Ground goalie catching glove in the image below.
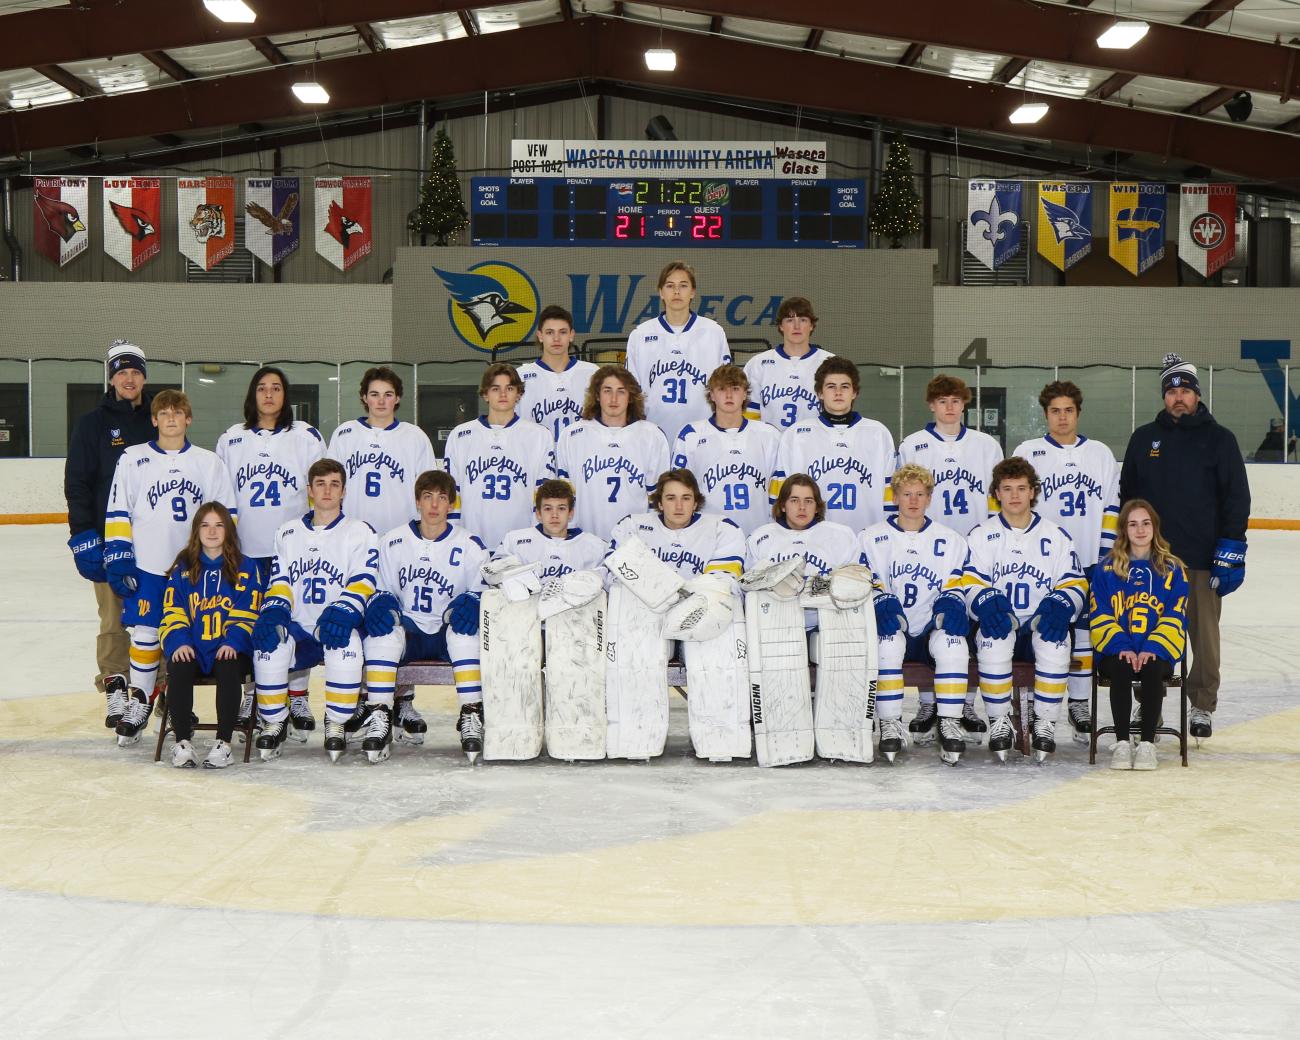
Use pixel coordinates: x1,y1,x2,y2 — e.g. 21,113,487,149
662,574,737,641
739,556,806,600
481,554,543,603
537,570,603,620
801,564,876,610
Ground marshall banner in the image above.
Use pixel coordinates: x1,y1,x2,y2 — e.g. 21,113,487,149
1035,182,1092,272
966,180,1022,271
244,176,300,266
1180,183,1237,278
103,177,162,272
177,176,236,271
32,176,89,267
1109,182,1167,277
314,176,372,272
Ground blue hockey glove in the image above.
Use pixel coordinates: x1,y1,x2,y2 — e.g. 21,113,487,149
873,593,907,638
445,592,481,637
317,602,361,650
1031,590,1075,644
932,592,970,637
103,544,139,598
252,601,292,653
68,530,106,582
363,591,402,637
1209,538,1246,597
972,588,1016,641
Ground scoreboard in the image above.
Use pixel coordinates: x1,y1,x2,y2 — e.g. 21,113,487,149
470,177,866,248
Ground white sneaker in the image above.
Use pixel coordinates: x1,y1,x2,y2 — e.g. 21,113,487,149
1110,739,1134,770
171,739,198,769
204,740,234,769
1132,741,1158,770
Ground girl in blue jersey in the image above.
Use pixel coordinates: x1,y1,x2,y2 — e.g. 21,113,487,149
1090,499,1188,770
160,502,263,769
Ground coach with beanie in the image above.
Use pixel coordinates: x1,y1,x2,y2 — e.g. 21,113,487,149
64,339,156,697
1120,353,1250,740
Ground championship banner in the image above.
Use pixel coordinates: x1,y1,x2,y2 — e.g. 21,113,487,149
1036,182,1092,272
244,176,300,266
314,176,372,272
32,176,89,268
1180,183,1236,278
103,177,162,272
966,180,1022,271
177,176,236,271
1108,182,1166,277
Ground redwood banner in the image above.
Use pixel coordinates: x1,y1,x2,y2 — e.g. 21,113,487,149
32,176,89,267
1180,183,1236,278
177,176,236,270
314,175,372,272
244,176,300,266
103,177,162,272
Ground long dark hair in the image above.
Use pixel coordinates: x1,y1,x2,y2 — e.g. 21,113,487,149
172,502,244,587
242,365,294,430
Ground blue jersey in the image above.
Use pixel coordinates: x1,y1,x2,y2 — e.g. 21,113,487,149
1089,556,1188,662
160,553,263,672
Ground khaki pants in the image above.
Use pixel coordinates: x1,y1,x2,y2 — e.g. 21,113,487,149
1184,569,1222,713
93,581,130,692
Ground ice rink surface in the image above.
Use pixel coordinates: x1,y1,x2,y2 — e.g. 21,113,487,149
1,524,1298,1039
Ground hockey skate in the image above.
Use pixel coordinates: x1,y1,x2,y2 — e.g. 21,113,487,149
255,719,288,761
361,704,393,764
104,674,129,729
235,691,255,741
960,702,987,745
908,700,938,747
1132,740,1158,770
171,739,198,769
1031,718,1056,764
205,740,234,769
343,701,372,744
1189,708,1212,744
937,717,965,766
987,714,1014,762
457,702,484,764
394,696,427,745
878,717,908,764
287,695,315,742
1067,701,1092,745
115,689,153,747
324,719,346,762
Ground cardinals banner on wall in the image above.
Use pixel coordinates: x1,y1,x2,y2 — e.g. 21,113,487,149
244,177,300,266
103,177,162,272
1036,182,1092,272
1108,182,1166,277
966,180,1022,271
1180,184,1236,278
177,176,236,271
314,176,372,272
32,177,90,268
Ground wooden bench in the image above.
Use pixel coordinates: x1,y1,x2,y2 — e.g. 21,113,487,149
1088,657,1190,767
153,676,259,764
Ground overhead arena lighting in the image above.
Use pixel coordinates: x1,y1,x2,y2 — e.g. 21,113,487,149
1009,101,1049,125
644,48,677,72
1096,20,1149,49
203,1,257,23
292,81,330,104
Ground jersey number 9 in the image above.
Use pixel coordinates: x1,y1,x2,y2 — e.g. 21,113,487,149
171,496,188,522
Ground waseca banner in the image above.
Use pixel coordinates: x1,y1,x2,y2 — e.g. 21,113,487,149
510,139,828,179
103,177,162,272
177,176,236,270
314,176,372,272
1180,183,1236,278
32,176,89,268
1036,182,1092,272
244,176,300,266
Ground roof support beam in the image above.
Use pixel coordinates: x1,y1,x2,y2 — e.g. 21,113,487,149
353,23,382,53
804,29,822,51
249,36,289,66
458,10,479,37
142,50,195,82
992,0,1093,84
897,42,924,67
34,64,99,98
1182,87,1239,117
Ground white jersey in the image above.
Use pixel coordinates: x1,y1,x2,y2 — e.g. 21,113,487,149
518,358,599,439
1012,435,1121,567
743,345,834,429
625,312,731,440
444,415,555,550
375,521,487,636
961,513,1087,622
215,420,326,559
327,418,436,540
896,424,1002,536
263,511,377,628
771,414,896,534
609,511,745,582
672,417,780,536
555,419,670,541
105,441,237,576
857,517,967,637
746,519,858,577
497,525,608,582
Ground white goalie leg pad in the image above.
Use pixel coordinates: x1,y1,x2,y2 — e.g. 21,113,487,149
604,582,670,759
544,589,608,761
745,590,814,767
479,588,544,760
682,598,751,761
604,536,686,612
811,600,879,763
740,556,806,599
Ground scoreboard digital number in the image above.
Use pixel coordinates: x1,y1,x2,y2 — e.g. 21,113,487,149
470,177,866,248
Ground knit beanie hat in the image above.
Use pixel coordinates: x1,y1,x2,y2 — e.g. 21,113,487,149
1160,353,1199,396
107,338,147,377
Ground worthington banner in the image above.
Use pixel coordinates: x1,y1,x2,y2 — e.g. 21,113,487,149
1035,182,1092,272
102,177,162,273
966,180,1023,271
314,176,373,272
1179,184,1237,278
1108,182,1167,277
177,176,236,271
244,177,301,267
31,176,89,268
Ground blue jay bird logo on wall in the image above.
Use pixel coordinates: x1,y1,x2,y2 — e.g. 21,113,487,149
434,262,540,353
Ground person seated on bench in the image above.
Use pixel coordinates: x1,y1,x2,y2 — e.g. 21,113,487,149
1090,499,1188,771
159,502,262,769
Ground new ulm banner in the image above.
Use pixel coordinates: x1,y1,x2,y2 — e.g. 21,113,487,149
177,176,236,270
1180,184,1236,278
32,176,89,268
244,177,300,266
314,176,372,272
103,177,162,272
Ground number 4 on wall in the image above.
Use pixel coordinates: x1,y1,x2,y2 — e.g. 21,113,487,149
958,337,991,367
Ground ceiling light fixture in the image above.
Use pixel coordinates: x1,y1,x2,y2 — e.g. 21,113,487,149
292,81,329,104
1009,101,1049,124
203,1,257,24
645,7,676,72
1096,20,1149,49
